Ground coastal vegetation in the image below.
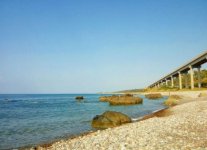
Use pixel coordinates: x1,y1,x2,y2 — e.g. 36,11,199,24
116,69,207,94
115,89,146,93
163,95,182,107
150,69,207,90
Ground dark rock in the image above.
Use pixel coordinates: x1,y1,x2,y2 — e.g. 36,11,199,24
92,111,131,129
124,93,133,97
75,96,84,100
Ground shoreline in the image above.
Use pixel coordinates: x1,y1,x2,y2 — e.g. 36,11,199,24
24,107,169,150
3,93,166,150
29,90,207,150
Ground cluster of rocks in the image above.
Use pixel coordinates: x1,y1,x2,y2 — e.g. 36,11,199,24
34,98,207,150
36,96,207,150
99,94,143,105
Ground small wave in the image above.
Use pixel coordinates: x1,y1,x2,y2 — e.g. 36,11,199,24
131,117,142,122
3,99,18,103
152,108,166,113
30,101,39,104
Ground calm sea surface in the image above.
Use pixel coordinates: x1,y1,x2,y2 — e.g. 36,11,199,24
0,94,167,149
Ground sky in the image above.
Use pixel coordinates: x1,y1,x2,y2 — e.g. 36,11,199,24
0,0,207,93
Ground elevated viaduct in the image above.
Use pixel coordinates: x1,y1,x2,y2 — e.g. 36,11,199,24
149,51,207,89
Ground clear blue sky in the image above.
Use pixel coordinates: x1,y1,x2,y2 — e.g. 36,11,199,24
0,0,207,93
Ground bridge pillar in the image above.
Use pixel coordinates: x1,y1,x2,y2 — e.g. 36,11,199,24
171,76,174,88
165,80,168,86
197,66,201,88
184,73,189,89
189,65,194,89
178,72,183,90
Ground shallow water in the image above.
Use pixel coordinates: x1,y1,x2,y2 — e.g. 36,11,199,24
0,94,167,149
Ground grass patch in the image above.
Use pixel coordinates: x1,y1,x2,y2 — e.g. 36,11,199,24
163,95,182,107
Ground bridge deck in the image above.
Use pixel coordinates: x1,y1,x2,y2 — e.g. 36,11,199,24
149,50,207,88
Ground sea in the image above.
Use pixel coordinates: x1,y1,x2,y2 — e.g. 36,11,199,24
0,94,167,149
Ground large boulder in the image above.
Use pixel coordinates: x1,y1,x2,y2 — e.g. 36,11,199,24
99,96,111,102
99,95,118,102
145,93,163,99
109,95,143,105
99,94,143,105
91,111,131,129
75,96,84,100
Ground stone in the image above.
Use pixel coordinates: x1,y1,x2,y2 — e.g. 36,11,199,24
75,96,84,100
109,95,143,105
145,93,163,99
99,95,118,102
99,94,143,105
91,111,131,129
99,96,110,102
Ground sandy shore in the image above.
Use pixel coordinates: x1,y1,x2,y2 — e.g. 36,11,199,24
140,90,204,98
32,91,207,150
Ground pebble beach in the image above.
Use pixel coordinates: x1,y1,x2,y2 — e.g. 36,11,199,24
34,93,207,150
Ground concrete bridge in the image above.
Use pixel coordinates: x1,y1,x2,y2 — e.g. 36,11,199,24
149,50,207,89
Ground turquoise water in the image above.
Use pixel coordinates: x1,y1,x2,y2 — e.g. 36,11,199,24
0,94,167,149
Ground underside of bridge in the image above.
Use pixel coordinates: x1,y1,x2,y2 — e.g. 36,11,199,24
149,51,207,90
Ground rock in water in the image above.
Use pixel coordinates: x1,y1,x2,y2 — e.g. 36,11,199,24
124,93,133,97
75,96,84,100
99,94,143,105
145,93,163,99
99,96,110,102
92,111,131,129
99,95,118,102
109,95,143,105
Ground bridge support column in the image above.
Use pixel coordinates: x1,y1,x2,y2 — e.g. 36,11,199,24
165,80,168,86
171,76,174,88
184,73,188,89
197,66,201,88
178,72,183,90
189,66,194,89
